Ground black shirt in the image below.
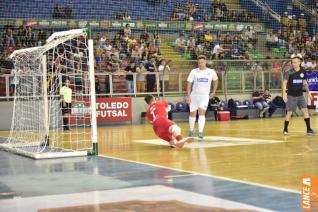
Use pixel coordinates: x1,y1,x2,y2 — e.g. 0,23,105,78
284,68,306,96
252,91,264,103
145,62,156,79
209,97,221,107
125,66,136,81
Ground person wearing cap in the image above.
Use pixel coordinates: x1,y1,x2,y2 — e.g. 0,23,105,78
282,53,314,135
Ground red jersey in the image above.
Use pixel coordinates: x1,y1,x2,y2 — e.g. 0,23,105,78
146,100,169,123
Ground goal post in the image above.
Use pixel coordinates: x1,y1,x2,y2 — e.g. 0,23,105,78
0,28,98,159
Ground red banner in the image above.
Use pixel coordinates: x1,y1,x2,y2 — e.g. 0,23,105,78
308,91,318,109
96,97,132,122
69,97,132,124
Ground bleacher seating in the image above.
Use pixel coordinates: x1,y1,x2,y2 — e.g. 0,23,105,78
0,0,210,20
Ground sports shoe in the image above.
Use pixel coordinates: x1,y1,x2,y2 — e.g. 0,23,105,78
198,132,204,140
307,129,315,136
283,130,288,135
175,137,194,148
188,130,194,137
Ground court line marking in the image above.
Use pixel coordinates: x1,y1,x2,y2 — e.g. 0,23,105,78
99,155,300,194
164,173,197,179
134,136,284,149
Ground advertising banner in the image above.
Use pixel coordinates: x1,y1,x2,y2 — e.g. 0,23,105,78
70,97,132,125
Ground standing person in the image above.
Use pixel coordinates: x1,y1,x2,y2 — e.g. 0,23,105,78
136,62,147,93
283,54,314,135
124,62,136,94
145,57,158,92
186,55,218,139
145,95,193,148
60,79,72,131
158,59,171,95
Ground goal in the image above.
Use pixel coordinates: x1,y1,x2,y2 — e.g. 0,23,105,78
0,29,98,159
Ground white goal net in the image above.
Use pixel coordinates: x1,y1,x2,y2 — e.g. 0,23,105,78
0,29,97,159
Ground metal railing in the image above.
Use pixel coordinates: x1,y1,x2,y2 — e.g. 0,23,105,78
0,69,285,100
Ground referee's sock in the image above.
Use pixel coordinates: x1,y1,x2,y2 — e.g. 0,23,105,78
304,118,311,130
284,120,289,132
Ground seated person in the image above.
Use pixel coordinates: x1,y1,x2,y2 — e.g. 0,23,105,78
209,96,224,120
252,87,269,118
263,88,276,117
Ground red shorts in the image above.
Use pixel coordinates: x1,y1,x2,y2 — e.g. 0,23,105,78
153,116,175,142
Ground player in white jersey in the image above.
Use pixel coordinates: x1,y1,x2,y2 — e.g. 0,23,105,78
186,55,218,139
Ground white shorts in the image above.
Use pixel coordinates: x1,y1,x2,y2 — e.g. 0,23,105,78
189,95,209,112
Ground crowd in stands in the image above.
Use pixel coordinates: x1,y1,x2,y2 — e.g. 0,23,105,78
170,0,258,22
1,24,49,50
94,24,170,94
175,26,257,60
53,3,72,19
115,10,131,20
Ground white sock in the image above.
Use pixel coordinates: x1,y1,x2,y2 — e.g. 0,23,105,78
198,115,205,133
189,116,196,131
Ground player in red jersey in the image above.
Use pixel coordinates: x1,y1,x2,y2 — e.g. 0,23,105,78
144,95,193,148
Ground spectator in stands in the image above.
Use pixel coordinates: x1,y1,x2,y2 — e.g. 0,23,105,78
122,10,131,21
171,11,179,21
4,28,15,47
25,27,35,47
266,32,278,51
302,57,316,73
291,15,298,33
124,62,136,94
187,35,196,58
140,29,150,44
64,5,72,19
16,25,27,47
195,42,205,59
37,28,47,46
231,49,244,59
299,13,307,33
252,86,269,118
123,24,131,37
244,26,257,46
204,31,213,44
131,46,141,63
145,56,158,92
158,59,171,94
212,44,225,59
136,62,147,93
153,32,161,54
175,34,187,53
104,39,112,57
53,4,63,18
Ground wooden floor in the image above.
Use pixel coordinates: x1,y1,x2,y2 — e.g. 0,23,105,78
0,116,317,192
96,116,318,192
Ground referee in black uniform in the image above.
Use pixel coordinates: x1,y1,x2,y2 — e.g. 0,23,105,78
283,53,314,135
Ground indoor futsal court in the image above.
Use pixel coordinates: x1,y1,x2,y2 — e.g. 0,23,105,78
0,116,317,211
2,0,318,211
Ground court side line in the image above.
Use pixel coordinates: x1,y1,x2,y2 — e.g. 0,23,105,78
164,173,197,178
99,155,300,194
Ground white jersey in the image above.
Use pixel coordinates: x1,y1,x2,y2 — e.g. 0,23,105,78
187,68,218,96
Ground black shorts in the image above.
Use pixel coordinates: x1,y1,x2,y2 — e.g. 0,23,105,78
61,102,72,114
